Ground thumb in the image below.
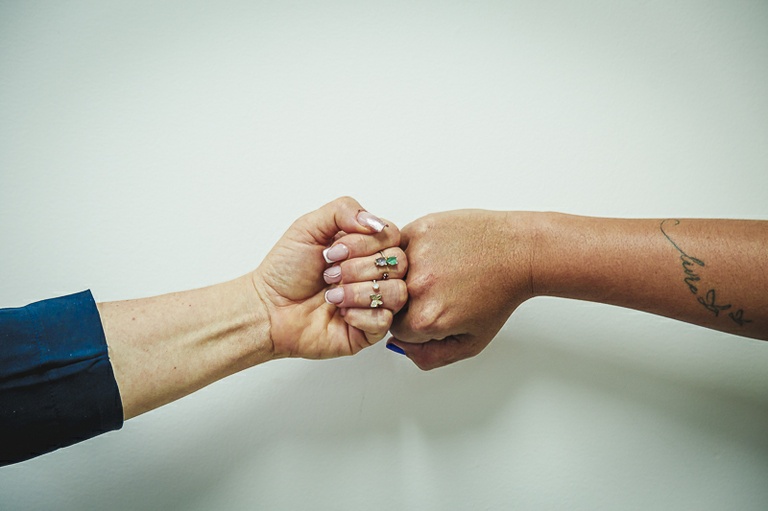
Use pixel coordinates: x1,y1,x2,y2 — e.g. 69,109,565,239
294,196,388,245
386,334,477,371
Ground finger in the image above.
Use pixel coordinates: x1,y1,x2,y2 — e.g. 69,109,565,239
321,222,401,264
389,301,443,344
293,196,390,249
324,279,408,313
385,335,481,370
323,248,408,284
343,308,393,346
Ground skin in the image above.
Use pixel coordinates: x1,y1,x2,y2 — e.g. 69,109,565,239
98,197,408,420
389,211,768,370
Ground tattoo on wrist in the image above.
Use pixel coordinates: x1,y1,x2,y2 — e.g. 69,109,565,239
660,219,751,326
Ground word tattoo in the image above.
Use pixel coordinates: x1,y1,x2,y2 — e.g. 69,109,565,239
660,219,751,326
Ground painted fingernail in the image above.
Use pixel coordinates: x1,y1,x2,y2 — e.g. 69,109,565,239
323,265,342,283
386,343,406,355
357,211,387,233
324,287,345,305
322,243,349,264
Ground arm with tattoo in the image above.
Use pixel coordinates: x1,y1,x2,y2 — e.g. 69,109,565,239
533,214,767,340
389,212,767,370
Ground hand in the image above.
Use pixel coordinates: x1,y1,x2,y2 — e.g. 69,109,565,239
389,210,536,369
252,196,408,359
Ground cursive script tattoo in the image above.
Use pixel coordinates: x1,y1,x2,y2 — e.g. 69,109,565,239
660,219,751,326
696,288,731,316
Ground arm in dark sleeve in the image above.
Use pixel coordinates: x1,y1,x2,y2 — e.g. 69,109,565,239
0,291,123,466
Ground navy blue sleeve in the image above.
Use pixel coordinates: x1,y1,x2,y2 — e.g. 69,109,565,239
0,291,124,466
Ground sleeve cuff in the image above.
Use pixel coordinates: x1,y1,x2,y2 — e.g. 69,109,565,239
0,291,124,465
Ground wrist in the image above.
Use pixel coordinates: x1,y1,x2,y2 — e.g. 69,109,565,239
494,210,543,304
526,211,557,298
529,212,615,301
240,272,277,365
526,211,570,298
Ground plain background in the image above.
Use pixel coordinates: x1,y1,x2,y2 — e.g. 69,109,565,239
1,1,767,509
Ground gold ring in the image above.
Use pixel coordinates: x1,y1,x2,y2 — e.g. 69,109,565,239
370,280,383,308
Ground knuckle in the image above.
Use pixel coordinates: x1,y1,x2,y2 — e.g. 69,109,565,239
408,304,442,335
404,217,426,236
336,195,357,207
407,271,435,297
349,284,365,305
325,195,356,217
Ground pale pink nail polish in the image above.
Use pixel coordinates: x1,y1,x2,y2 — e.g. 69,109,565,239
323,265,342,283
324,287,345,305
357,211,387,233
322,244,349,263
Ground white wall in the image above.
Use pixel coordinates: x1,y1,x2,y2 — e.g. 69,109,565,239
2,1,767,509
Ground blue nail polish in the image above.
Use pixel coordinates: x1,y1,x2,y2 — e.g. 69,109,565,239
386,343,406,355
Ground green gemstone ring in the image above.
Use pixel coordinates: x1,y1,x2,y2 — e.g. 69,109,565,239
375,251,398,268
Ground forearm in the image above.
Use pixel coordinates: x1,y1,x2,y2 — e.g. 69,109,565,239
98,274,271,420
530,213,768,340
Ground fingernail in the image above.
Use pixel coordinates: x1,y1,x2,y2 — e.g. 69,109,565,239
386,343,406,355
323,265,342,283
357,211,387,233
324,287,345,305
322,243,349,264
